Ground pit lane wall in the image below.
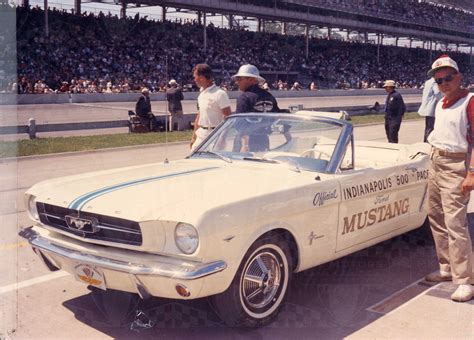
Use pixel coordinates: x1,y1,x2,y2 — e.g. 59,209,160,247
0,88,422,105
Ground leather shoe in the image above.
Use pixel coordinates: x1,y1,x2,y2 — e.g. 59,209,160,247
451,284,474,302
425,270,452,282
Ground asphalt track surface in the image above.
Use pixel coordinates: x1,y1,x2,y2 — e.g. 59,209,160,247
1,118,473,339
0,94,422,140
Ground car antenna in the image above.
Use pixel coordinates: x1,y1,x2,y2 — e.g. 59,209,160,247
164,54,169,164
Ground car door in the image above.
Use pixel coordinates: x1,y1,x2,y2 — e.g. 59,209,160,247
335,158,428,253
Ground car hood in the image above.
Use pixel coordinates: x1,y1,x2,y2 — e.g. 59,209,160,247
29,158,315,222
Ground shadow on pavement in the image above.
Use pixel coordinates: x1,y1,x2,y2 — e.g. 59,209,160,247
61,218,474,338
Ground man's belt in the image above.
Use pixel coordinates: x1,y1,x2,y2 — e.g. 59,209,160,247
200,126,216,130
433,148,466,159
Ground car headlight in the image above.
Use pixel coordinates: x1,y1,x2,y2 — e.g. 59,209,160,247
27,195,39,221
174,223,199,254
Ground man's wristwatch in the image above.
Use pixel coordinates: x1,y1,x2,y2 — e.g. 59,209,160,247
468,167,474,173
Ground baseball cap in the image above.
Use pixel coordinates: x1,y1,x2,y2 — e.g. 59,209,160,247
427,55,459,77
169,79,177,85
232,64,265,82
141,87,149,93
382,80,396,88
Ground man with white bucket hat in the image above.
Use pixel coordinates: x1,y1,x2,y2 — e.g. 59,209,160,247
232,64,279,114
424,55,474,302
232,64,281,152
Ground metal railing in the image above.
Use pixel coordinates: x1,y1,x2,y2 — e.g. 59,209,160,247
0,103,422,139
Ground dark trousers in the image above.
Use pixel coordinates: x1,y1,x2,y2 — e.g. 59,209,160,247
424,116,435,142
384,116,402,143
138,114,155,131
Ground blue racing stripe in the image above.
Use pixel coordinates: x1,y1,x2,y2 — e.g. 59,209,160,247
68,167,219,211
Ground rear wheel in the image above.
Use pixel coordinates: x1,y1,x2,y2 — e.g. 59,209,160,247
210,234,292,327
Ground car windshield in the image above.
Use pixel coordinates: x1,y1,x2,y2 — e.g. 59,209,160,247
191,114,349,173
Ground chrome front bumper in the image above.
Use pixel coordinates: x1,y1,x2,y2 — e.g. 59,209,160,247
19,227,227,299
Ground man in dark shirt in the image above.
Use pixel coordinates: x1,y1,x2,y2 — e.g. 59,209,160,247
135,87,155,131
234,64,279,114
383,80,406,143
232,64,281,152
166,79,184,131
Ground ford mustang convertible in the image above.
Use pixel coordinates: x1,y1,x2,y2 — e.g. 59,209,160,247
20,111,431,327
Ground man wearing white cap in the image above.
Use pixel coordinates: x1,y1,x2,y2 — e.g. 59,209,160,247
166,79,184,131
232,64,281,152
382,80,406,143
424,55,474,302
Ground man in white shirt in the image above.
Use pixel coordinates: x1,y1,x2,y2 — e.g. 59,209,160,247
425,55,474,302
190,64,231,151
418,77,442,142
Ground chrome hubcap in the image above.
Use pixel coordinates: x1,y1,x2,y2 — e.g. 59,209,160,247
242,251,282,309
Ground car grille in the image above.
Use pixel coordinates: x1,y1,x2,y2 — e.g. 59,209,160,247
37,203,142,246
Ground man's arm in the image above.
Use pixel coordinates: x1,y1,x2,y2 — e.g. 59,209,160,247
394,93,405,116
135,97,142,115
222,106,232,117
190,112,200,148
218,91,232,116
235,95,249,114
400,95,406,115
240,135,250,152
461,96,474,195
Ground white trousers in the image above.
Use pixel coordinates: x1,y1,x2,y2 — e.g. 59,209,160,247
190,127,212,152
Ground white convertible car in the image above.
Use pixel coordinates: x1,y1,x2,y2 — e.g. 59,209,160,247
20,111,431,327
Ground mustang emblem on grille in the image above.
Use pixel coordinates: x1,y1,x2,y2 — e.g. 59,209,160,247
65,215,99,234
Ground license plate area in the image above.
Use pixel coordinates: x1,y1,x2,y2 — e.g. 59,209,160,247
73,264,106,290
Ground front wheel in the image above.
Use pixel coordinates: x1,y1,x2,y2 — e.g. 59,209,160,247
210,234,292,327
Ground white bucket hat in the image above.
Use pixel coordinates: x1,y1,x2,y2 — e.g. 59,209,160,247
232,64,265,82
427,55,459,77
382,80,396,88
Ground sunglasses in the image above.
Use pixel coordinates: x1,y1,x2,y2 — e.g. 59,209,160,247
234,77,251,81
434,73,457,85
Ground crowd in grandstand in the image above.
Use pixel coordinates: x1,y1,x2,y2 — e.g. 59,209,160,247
4,5,473,94
234,0,473,32
315,0,472,32
234,0,474,31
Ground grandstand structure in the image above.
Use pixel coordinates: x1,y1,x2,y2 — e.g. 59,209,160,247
53,0,473,56
8,1,473,93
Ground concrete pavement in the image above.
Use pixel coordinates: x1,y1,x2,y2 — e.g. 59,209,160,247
1,119,473,339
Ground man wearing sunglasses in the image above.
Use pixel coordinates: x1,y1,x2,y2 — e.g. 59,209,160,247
425,55,474,302
383,80,406,143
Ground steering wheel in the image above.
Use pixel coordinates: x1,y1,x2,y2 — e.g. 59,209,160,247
300,149,331,160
